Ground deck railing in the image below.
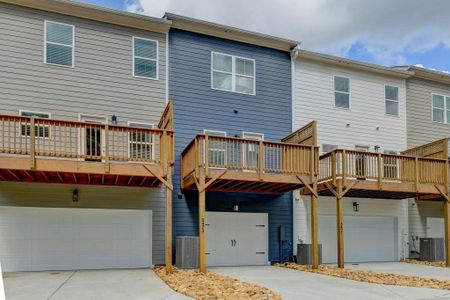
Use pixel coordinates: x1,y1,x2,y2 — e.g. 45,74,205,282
0,114,174,165
181,134,318,180
319,149,447,186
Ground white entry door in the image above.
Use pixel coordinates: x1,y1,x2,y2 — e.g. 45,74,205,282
0,207,152,272
318,215,397,263
205,212,268,266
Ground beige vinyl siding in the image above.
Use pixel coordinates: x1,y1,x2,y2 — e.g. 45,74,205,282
406,77,450,151
0,2,167,124
0,3,168,264
293,192,409,261
408,199,443,253
405,77,449,255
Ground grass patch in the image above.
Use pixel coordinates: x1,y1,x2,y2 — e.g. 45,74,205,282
154,266,281,300
277,263,450,290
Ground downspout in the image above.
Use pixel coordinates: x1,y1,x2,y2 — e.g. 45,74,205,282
165,31,169,104
290,44,300,258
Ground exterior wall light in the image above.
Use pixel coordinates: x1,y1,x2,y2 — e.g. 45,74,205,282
233,201,239,212
72,189,79,202
353,201,359,212
111,115,118,125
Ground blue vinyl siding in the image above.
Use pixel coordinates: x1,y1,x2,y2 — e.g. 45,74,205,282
169,29,293,263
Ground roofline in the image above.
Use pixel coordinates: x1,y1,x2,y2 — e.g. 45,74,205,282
406,66,450,85
0,0,171,33
297,50,413,79
164,13,299,52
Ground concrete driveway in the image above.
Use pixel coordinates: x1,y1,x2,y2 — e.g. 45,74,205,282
3,269,190,300
212,266,450,300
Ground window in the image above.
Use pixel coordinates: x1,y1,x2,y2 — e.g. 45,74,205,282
242,132,264,169
383,150,398,179
322,144,338,153
133,37,158,79
212,52,255,95
20,111,51,138
385,85,399,116
45,21,74,67
128,122,154,160
432,94,448,123
334,76,350,108
203,130,227,167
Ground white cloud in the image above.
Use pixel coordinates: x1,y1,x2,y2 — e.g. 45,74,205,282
125,0,450,68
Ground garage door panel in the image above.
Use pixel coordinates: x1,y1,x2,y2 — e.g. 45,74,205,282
319,215,396,263
0,207,152,272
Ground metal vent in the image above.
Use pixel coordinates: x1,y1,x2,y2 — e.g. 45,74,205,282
176,236,199,269
420,238,444,262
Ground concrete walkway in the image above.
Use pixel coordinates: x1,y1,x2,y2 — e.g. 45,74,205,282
3,269,191,300
346,262,450,281
212,266,450,300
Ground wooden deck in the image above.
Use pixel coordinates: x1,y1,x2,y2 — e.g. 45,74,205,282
317,149,448,199
180,134,319,193
0,110,174,188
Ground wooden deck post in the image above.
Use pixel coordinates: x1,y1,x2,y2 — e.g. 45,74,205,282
198,169,207,273
336,179,344,268
165,167,173,273
310,147,319,269
30,118,36,169
445,160,450,267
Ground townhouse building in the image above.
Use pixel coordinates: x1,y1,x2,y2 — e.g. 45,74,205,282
164,14,313,270
400,66,450,257
292,50,413,263
0,0,174,272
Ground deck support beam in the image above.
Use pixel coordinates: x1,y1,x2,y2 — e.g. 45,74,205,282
196,169,207,273
310,182,319,269
165,168,173,274
336,180,344,268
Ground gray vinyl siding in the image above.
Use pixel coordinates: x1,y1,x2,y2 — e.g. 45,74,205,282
169,29,293,263
0,182,167,264
0,3,168,265
406,77,450,150
0,2,167,124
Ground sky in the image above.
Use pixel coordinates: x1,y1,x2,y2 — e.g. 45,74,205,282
79,0,450,72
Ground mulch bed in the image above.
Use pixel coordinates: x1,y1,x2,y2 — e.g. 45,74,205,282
154,267,281,300
402,259,446,268
277,263,450,290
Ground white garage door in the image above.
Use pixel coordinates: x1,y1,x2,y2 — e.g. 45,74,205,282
205,212,268,267
318,215,397,263
0,207,152,272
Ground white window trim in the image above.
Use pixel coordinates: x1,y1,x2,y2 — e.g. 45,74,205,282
127,121,155,161
19,110,52,139
385,84,400,117
431,93,449,124
44,20,75,68
78,114,108,160
203,129,227,169
242,131,264,171
211,51,256,96
333,75,351,110
132,36,159,80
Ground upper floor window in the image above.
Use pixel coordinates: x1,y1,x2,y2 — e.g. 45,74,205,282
133,37,158,80
20,110,51,138
334,76,350,108
212,52,255,95
45,21,74,67
385,85,399,116
432,94,450,123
